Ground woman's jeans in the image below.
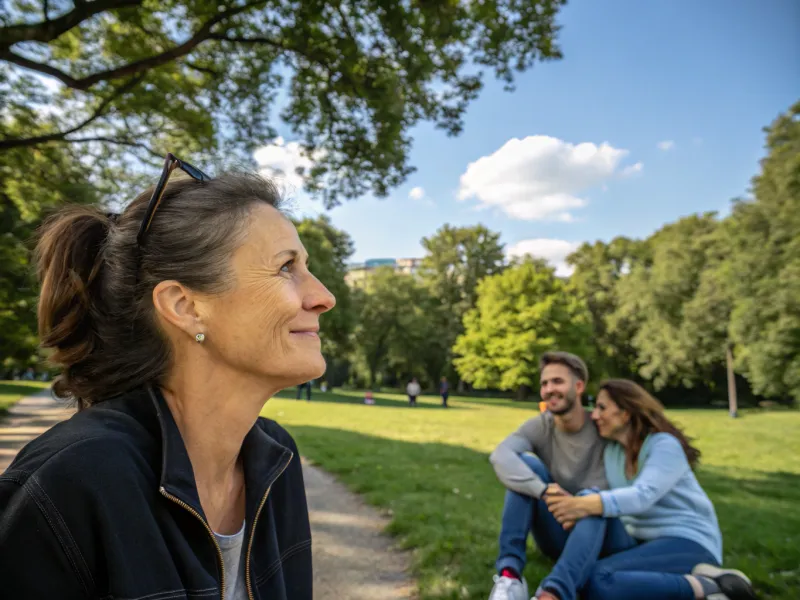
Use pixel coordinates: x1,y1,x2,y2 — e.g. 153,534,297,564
495,455,719,600
540,509,719,600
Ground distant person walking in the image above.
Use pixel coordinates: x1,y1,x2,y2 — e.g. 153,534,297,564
440,376,450,407
407,378,421,407
296,380,312,401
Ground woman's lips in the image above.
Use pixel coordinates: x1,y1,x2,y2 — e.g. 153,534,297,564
290,331,319,338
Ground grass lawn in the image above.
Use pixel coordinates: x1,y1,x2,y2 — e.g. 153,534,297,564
263,388,800,600
0,380,50,414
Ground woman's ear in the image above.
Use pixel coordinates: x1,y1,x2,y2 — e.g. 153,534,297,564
152,280,201,337
622,409,632,426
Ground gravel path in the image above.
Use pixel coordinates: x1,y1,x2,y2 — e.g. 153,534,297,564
0,391,415,599
303,457,415,599
0,389,73,471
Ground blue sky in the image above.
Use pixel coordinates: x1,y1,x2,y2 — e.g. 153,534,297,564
260,0,799,272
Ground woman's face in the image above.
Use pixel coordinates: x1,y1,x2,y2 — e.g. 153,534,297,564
201,204,335,388
591,390,630,441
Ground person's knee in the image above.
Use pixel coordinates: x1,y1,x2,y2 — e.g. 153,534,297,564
518,453,551,481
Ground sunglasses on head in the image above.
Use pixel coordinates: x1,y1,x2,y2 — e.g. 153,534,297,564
136,153,211,246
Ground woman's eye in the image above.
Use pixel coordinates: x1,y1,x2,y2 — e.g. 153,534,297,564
280,260,294,273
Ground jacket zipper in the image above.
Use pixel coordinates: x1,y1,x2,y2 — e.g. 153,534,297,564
245,451,293,600
160,486,226,600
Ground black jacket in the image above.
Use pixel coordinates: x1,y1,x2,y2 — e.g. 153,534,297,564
0,385,312,600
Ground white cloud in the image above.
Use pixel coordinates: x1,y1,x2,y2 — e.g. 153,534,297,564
506,238,581,277
409,186,425,200
254,137,326,191
254,138,325,218
657,140,675,151
457,135,640,222
620,162,644,176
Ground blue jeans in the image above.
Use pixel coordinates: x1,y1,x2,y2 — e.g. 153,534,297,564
496,455,569,576
541,511,720,600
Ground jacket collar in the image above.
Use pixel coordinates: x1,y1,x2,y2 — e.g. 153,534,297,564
146,385,293,526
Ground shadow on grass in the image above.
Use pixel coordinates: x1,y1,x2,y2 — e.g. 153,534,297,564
0,382,50,398
287,425,799,600
0,382,52,417
274,389,474,411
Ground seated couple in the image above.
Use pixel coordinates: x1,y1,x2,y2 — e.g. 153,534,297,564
487,351,757,600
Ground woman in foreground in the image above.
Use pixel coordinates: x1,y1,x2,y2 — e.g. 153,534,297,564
536,379,757,600
0,154,334,599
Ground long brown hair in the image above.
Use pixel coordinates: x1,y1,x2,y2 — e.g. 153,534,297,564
36,172,283,409
598,379,701,472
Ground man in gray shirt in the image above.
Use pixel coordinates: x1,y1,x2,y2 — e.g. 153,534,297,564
487,351,608,600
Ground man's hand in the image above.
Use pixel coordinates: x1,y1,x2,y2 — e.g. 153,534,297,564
542,483,571,499
546,494,603,525
542,484,574,530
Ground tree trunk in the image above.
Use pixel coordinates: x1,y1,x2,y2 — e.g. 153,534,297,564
516,384,531,402
726,344,738,418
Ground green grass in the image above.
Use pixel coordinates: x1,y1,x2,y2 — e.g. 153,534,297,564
0,381,50,414
263,389,800,599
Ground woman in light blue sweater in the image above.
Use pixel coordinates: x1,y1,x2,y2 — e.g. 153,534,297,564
534,379,756,600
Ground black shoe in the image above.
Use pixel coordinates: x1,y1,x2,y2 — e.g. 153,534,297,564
691,564,757,600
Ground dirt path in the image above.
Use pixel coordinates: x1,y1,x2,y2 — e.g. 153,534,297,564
0,391,415,599
302,457,415,599
0,389,73,472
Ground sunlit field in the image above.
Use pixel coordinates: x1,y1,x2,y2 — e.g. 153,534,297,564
264,388,800,599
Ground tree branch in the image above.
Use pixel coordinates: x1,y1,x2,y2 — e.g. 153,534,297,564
0,75,143,151
0,0,143,51
1,50,80,87
1,1,267,90
63,135,162,158
184,60,219,77
208,33,284,52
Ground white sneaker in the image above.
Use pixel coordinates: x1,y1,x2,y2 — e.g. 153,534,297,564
488,574,529,600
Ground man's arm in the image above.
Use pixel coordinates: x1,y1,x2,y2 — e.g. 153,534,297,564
489,417,548,499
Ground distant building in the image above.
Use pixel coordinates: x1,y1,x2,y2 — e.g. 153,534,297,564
345,257,423,287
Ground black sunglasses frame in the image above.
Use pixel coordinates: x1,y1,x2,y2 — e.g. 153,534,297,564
136,153,211,245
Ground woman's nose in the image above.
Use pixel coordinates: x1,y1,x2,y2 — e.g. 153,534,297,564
305,275,336,313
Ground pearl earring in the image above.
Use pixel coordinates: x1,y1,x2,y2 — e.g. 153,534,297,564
195,333,205,343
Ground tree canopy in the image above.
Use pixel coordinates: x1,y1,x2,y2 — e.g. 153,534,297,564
1,0,566,203
453,257,594,398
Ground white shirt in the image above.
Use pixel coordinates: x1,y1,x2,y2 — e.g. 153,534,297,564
214,521,248,600
406,382,421,396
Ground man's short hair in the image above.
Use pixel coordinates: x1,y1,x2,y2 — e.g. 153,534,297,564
539,351,589,383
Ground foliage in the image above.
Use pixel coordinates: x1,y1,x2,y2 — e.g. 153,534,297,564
349,266,435,387
453,257,594,395
419,224,506,382
719,101,800,402
614,213,725,390
567,237,648,381
0,144,97,369
264,389,800,600
1,0,567,205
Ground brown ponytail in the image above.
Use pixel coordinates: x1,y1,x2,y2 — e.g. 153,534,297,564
36,207,112,401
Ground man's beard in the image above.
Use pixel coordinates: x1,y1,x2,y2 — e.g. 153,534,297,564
547,388,578,416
